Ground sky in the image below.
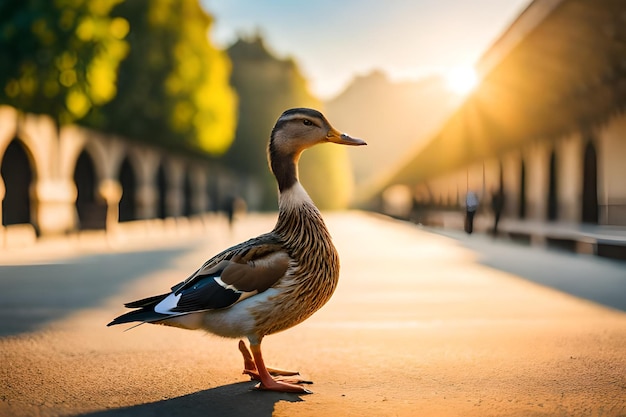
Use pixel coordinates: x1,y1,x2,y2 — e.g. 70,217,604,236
201,0,531,99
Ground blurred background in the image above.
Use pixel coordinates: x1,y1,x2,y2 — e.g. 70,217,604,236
0,0,625,259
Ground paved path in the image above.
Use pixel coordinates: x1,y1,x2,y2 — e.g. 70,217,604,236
1,212,625,417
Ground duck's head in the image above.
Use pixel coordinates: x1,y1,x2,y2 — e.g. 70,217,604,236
270,108,366,154
268,108,366,192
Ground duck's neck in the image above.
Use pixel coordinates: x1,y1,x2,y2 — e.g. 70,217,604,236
271,152,299,193
271,151,331,245
274,182,329,245
277,181,315,214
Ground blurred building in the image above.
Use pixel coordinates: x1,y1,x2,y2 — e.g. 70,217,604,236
0,106,233,246
378,0,626,257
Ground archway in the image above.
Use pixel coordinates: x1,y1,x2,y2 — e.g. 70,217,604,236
547,151,558,221
518,159,526,219
156,163,167,219
118,157,137,222
74,150,106,229
581,141,598,224
183,171,193,217
1,140,33,226
206,175,219,212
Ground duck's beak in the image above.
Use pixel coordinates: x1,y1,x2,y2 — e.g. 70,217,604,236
326,128,367,146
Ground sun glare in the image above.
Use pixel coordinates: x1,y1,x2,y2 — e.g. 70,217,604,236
444,66,478,96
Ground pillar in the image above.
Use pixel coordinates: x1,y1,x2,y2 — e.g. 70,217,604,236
598,112,626,225
32,179,77,235
98,179,122,230
557,132,583,223
501,151,520,219
525,142,549,221
166,159,184,217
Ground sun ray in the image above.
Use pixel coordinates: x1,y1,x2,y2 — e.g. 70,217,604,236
444,66,478,96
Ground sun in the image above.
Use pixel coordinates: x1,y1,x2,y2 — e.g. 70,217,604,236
444,66,478,96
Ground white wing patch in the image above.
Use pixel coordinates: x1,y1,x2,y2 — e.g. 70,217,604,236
154,292,182,315
214,276,242,293
215,276,259,303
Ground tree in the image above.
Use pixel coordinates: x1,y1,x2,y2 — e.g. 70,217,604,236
93,0,236,155
0,0,129,125
226,35,354,210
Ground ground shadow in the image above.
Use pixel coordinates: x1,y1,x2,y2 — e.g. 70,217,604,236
431,228,626,312
75,382,304,417
0,243,196,336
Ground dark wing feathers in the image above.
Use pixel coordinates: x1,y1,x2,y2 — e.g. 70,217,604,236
107,309,170,326
124,293,169,309
170,246,290,313
172,233,283,293
172,275,240,312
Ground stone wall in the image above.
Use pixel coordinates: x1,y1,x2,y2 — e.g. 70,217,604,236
0,106,234,245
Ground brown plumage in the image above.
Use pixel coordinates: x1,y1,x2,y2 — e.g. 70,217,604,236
108,108,366,393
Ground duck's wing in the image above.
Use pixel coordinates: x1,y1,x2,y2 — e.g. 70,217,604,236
169,233,284,293
107,233,290,326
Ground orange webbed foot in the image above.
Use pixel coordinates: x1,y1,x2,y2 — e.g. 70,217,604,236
238,340,313,393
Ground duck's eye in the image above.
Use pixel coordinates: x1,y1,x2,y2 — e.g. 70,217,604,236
302,119,313,126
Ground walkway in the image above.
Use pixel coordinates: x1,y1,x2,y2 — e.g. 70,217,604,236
1,212,625,417
417,210,626,259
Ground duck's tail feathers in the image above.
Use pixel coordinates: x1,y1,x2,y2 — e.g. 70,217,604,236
107,308,170,327
108,293,171,327
124,293,169,309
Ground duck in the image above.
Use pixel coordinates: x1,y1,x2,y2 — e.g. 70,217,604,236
108,108,366,393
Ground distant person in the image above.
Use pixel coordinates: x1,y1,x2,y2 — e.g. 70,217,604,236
224,195,236,228
490,187,505,236
465,190,478,234
224,195,247,229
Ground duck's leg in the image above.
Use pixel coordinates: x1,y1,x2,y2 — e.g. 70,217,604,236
239,340,258,377
239,340,312,393
239,340,303,379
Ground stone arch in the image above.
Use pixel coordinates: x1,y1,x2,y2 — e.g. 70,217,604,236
79,135,108,186
74,149,107,229
518,158,527,219
547,150,558,221
187,164,208,215
118,156,137,222
156,162,168,219
581,140,599,224
206,169,219,212
498,161,504,192
1,139,35,226
183,170,193,217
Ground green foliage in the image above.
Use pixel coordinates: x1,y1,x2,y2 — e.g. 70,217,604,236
92,0,236,155
0,0,236,156
0,0,129,124
226,36,354,210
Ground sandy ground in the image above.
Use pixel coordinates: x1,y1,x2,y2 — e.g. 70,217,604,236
1,212,625,417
